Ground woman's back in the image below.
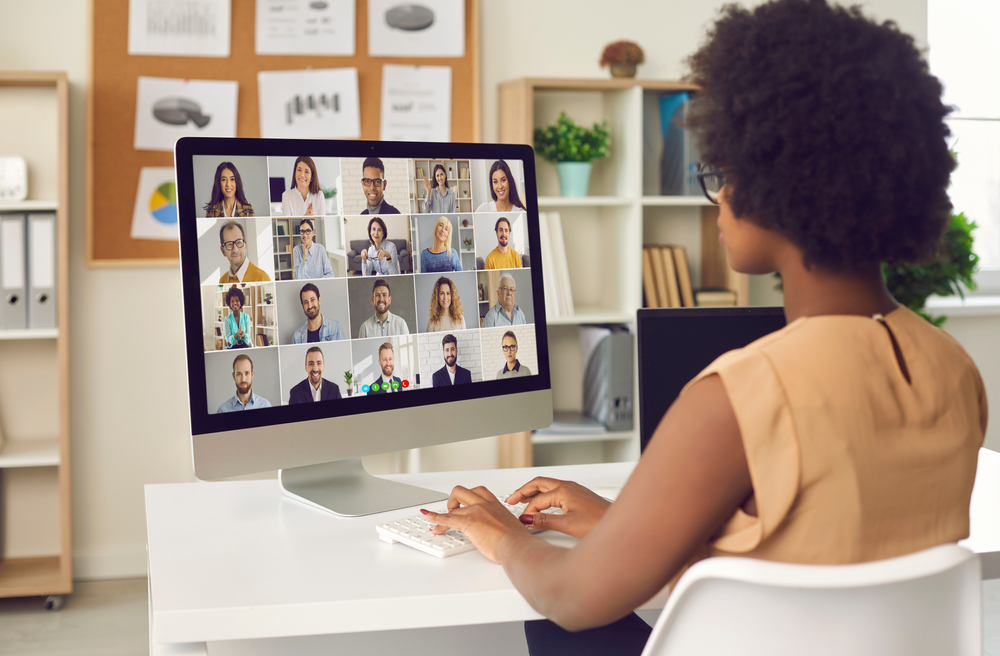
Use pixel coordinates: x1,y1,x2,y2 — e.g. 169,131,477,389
695,307,986,564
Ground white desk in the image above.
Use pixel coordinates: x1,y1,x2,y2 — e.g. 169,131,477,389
146,451,1000,655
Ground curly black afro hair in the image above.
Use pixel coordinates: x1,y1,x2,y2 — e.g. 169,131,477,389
686,0,955,271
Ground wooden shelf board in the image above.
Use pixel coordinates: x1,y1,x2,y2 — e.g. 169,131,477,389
538,196,631,208
520,78,699,92
642,196,713,207
0,556,67,598
0,200,58,212
0,438,60,468
532,431,636,444
0,328,58,340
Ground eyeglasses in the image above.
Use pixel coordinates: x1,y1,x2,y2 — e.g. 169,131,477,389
299,228,314,235
361,178,385,188
695,164,730,205
498,286,516,294
222,238,246,251
502,345,517,353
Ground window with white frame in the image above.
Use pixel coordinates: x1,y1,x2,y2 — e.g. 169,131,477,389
929,0,1000,291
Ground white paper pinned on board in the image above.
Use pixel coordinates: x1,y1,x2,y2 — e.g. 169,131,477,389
134,77,238,152
255,0,355,55
131,167,179,241
368,0,464,57
380,65,452,142
128,0,232,57
258,68,361,139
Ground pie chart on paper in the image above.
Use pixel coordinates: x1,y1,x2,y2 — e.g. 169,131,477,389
149,182,178,225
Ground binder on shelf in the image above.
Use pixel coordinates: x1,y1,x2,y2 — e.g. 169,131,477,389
538,212,561,319
28,212,56,329
659,247,682,308
649,245,670,308
641,248,659,308
0,213,27,329
671,245,695,307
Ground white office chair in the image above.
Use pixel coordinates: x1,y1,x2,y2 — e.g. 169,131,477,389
640,544,982,656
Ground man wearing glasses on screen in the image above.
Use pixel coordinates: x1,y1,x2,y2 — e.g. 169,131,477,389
218,221,271,283
359,157,400,215
482,274,525,327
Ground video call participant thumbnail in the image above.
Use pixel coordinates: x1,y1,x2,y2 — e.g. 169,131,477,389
360,157,400,215
223,285,252,349
293,218,335,279
482,273,525,327
420,216,462,272
281,156,325,218
204,162,255,218
432,334,472,387
292,283,345,343
219,221,271,283
288,346,342,404
361,217,400,276
367,342,403,394
421,164,456,214
426,277,466,332
358,278,410,338
497,330,531,379
217,354,273,412
475,159,525,213
484,217,522,270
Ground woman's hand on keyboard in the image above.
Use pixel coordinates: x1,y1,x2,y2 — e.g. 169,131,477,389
505,478,611,539
423,486,533,564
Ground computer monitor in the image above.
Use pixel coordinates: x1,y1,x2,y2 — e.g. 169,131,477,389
636,307,786,452
174,138,552,516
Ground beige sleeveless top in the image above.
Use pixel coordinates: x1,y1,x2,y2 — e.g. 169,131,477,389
687,306,987,564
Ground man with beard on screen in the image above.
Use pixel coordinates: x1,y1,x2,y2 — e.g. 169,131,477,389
288,346,342,403
367,342,403,394
292,283,345,343
432,333,472,387
217,354,272,412
483,217,522,269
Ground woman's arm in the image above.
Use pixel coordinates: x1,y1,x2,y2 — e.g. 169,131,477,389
319,244,335,278
292,245,306,279
427,374,752,631
223,314,235,348
452,249,462,271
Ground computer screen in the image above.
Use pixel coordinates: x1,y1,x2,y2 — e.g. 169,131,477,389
175,139,552,515
637,307,786,452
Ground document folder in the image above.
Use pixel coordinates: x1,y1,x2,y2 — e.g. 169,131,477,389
28,212,56,329
0,213,27,329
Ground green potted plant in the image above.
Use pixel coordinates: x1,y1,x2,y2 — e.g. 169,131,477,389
322,185,338,214
264,292,273,305
344,370,354,397
462,237,473,251
533,112,611,197
600,40,645,78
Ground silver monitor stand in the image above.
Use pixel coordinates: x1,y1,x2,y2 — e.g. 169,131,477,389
279,458,447,517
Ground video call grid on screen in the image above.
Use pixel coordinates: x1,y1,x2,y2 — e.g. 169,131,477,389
176,139,549,435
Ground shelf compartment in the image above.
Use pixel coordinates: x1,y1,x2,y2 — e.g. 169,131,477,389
0,556,66,598
0,438,59,468
0,328,58,340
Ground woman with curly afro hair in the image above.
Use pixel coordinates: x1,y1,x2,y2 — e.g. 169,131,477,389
419,2,988,653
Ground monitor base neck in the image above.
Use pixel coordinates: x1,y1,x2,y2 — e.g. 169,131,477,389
279,458,447,517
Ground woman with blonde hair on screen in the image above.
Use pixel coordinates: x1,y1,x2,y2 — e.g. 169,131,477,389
420,216,462,272
420,2,987,654
425,277,466,332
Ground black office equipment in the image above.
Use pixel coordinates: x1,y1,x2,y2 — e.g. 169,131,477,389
637,307,786,452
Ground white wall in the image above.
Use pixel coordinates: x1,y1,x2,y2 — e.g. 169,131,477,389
0,0,954,582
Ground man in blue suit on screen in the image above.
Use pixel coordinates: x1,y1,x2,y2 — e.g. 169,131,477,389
432,334,472,387
288,346,342,404
367,342,403,394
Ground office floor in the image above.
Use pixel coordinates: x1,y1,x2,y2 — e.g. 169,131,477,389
0,578,997,655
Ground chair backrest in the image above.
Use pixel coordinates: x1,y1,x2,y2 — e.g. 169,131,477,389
640,544,981,656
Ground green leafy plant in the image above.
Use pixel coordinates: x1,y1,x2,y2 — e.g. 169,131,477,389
264,293,273,304
322,185,338,200
882,212,978,326
533,112,610,163
344,370,353,386
462,237,473,250
600,41,645,67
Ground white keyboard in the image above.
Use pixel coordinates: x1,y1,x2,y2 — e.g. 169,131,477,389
376,493,563,558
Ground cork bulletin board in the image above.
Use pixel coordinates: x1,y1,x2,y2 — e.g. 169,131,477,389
87,0,481,267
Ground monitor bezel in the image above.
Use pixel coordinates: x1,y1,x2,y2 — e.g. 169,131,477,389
175,137,551,439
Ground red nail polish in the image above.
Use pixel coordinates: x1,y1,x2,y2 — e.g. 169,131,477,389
518,514,533,525
420,509,430,515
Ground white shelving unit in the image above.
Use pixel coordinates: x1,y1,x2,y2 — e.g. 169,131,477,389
0,71,72,601
498,78,749,468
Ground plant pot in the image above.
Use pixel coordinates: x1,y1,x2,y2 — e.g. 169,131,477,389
610,63,637,78
556,161,593,197
325,196,337,214
346,388,353,397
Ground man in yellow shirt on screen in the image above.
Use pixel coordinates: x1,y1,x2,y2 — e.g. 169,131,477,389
484,217,522,270
218,221,271,283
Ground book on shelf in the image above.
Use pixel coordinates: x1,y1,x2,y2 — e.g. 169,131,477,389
539,211,574,318
659,247,681,308
642,245,694,309
256,333,268,347
671,245,695,307
460,167,469,179
641,248,659,308
647,246,672,307
416,167,424,179
694,288,739,306
538,213,560,318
